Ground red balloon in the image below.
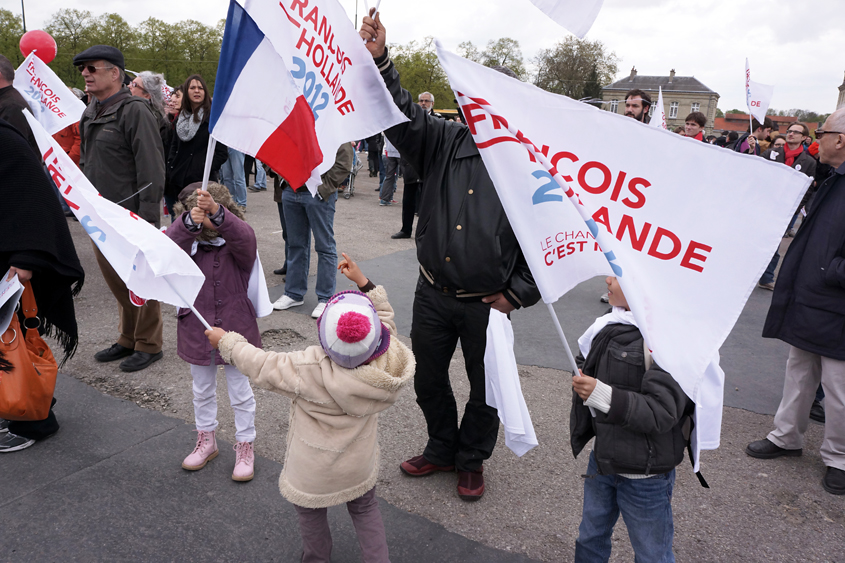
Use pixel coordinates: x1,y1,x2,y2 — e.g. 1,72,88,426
20,30,58,64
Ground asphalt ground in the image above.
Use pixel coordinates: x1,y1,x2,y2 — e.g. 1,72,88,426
3,163,843,562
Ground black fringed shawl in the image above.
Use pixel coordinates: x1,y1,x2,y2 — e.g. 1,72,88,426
0,118,85,368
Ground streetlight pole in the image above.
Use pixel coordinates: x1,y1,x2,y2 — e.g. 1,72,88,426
21,0,27,32
354,0,358,28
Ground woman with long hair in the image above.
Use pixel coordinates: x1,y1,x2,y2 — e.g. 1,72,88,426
166,74,229,219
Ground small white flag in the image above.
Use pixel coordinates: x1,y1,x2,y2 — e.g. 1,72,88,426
745,58,774,125
528,0,604,39
14,52,86,135
650,86,667,130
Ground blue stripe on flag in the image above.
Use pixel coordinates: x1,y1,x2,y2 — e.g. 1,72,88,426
210,0,265,131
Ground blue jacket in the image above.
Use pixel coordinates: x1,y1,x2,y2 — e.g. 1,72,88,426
762,162,845,359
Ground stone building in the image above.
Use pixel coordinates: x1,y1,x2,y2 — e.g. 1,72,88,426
601,67,720,135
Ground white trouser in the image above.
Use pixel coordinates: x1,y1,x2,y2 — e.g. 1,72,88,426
190,364,256,443
768,346,845,470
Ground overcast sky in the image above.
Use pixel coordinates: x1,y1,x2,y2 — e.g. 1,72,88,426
6,0,843,113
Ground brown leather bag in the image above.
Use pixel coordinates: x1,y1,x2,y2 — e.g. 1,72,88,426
0,281,58,421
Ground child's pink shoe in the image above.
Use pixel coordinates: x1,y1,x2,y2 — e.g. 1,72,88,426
232,441,255,482
182,430,218,470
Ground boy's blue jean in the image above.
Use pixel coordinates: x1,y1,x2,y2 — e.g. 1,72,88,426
575,452,676,563
282,188,337,303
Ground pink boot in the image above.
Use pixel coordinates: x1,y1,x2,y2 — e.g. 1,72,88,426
232,441,254,482
182,430,218,470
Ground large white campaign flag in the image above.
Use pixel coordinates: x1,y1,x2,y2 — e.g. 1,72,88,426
436,43,811,469
211,0,407,193
14,52,86,135
528,0,604,39
23,111,206,309
649,86,667,130
745,58,774,125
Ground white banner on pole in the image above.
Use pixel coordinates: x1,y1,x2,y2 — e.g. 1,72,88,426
527,0,604,39
650,86,667,130
14,52,86,135
23,111,206,309
436,42,811,469
745,58,774,125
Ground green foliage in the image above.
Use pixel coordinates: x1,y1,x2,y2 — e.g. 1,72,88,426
715,108,724,118
532,36,618,99
390,37,455,109
725,109,744,114
481,38,526,80
457,41,482,63
0,9,25,67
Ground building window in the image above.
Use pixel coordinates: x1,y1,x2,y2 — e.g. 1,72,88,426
649,104,655,117
669,102,679,118
691,102,700,113
610,100,618,113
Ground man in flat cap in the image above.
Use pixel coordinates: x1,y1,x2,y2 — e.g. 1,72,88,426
74,45,167,372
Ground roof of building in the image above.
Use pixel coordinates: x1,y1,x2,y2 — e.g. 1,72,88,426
603,74,716,94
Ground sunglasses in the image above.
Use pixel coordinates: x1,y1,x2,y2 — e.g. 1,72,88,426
77,64,111,74
130,81,146,91
816,129,843,138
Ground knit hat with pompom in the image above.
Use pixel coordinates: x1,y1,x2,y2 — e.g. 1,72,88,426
317,291,390,369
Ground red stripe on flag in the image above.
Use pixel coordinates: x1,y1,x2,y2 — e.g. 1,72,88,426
257,96,323,188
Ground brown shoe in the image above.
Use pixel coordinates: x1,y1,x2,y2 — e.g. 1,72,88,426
457,466,485,501
400,455,454,477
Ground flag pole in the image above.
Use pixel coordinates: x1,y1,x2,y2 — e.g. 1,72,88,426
165,279,213,331
201,136,217,192
546,303,596,417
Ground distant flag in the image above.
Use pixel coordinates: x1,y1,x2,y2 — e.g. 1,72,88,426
745,58,774,125
527,0,604,39
13,52,86,135
650,86,667,130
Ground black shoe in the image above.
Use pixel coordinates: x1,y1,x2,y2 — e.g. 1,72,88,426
745,438,802,459
273,265,287,275
823,467,845,495
391,231,411,239
94,343,134,363
119,351,164,372
0,432,36,452
810,400,825,423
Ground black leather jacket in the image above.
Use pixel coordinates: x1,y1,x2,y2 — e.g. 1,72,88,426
571,323,694,476
377,49,540,309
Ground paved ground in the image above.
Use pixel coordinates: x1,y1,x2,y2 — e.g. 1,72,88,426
4,165,843,562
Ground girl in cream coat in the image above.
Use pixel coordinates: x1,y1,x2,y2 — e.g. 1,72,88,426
206,254,414,563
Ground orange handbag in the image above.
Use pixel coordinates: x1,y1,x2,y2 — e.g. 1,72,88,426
0,281,58,421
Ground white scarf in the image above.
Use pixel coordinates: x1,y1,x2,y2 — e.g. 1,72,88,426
578,306,638,359
190,239,273,318
176,109,203,142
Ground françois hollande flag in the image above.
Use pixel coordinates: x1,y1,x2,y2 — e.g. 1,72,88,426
14,52,86,135
436,42,812,470
23,111,206,309
210,0,408,192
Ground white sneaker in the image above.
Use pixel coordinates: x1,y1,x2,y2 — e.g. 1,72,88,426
600,293,609,303
273,295,304,311
311,302,327,319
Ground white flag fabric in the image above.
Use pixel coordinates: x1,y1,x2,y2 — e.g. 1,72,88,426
484,309,538,457
649,86,667,130
24,111,206,309
14,52,86,135
436,43,812,468
214,0,408,193
745,58,773,125
528,0,604,39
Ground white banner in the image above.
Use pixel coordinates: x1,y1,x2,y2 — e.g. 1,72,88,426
238,0,408,188
23,111,206,309
650,86,666,130
745,58,773,125
14,52,86,135
436,43,812,466
527,0,604,39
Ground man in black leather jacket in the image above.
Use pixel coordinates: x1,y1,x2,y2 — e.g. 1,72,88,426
360,12,540,501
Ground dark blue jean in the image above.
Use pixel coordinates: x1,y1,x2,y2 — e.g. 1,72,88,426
575,452,676,563
760,251,780,285
282,188,337,303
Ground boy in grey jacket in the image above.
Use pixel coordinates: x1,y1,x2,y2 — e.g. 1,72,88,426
571,276,694,563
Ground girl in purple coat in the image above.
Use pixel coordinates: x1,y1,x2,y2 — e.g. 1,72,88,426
167,183,261,482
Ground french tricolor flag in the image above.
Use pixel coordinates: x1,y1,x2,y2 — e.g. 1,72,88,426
210,0,322,188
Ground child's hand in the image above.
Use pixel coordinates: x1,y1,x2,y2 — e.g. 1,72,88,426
338,252,367,287
205,327,226,349
572,369,597,401
190,206,207,225
196,188,220,215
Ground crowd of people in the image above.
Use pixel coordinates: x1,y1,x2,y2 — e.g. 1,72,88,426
1,9,844,561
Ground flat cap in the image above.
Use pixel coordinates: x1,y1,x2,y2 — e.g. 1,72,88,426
72,45,125,69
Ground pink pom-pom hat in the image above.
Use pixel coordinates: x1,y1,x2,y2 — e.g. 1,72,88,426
316,291,390,369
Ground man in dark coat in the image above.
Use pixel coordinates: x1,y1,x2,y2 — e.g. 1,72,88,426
0,55,37,153
0,118,85,453
746,108,845,496
360,12,541,501
76,45,166,373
